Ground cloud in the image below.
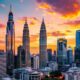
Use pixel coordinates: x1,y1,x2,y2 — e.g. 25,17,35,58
30,35,38,42
0,23,5,28
48,31,66,37
37,0,80,17
64,20,80,26
52,31,66,37
66,30,72,33
0,3,6,8
0,40,5,44
20,0,24,3
18,17,39,26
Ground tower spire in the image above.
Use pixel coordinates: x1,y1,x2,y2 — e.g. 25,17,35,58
25,17,27,24
10,4,12,12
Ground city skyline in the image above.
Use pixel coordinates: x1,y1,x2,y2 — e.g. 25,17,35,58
0,0,80,54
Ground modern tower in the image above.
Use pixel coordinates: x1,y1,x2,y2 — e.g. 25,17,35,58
57,38,67,70
75,47,80,67
23,20,31,67
6,5,15,75
76,30,80,47
47,49,52,62
67,47,73,65
39,19,48,68
75,30,80,67
17,45,26,68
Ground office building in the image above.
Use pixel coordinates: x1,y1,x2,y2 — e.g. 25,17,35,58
47,49,52,62
17,45,26,68
65,66,80,80
75,47,80,67
67,47,73,65
76,30,80,47
57,38,67,70
13,67,41,80
6,6,15,76
39,19,48,68
23,20,31,67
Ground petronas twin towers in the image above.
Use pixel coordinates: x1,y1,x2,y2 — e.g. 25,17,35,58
22,19,48,68
6,6,48,75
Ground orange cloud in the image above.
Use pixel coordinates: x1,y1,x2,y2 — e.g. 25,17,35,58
18,17,40,26
0,23,5,28
63,20,80,26
38,3,52,10
30,35,38,42
48,31,66,37
66,30,72,33
37,0,80,18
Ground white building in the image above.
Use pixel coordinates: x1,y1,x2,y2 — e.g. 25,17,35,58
65,66,80,80
0,51,7,78
33,55,39,69
13,67,41,80
49,61,58,71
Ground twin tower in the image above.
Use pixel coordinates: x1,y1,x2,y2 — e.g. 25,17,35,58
6,7,48,75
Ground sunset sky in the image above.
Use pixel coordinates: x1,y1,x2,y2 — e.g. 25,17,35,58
0,0,80,54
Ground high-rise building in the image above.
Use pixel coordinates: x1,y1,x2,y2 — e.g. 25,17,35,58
31,55,34,68
14,55,18,69
47,49,52,62
23,20,31,67
67,47,73,65
76,30,80,47
39,19,48,68
33,55,39,69
17,45,26,68
6,6,15,76
57,38,67,70
75,47,80,67
52,50,57,62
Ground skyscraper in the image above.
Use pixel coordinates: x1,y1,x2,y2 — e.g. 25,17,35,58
17,45,26,68
75,30,80,67
6,6,15,75
57,38,67,70
39,19,48,68
75,47,80,67
76,30,80,47
67,47,73,65
23,20,31,67
53,50,57,62
47,49,52,62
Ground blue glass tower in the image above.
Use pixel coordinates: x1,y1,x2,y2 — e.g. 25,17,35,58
47,49,52,62
67,47,73,65
76,30,80,47
57,38,67,70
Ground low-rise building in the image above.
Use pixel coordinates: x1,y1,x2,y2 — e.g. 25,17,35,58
13,67,41,80
65,66,80,80
0,51,7,78
48,61,58,71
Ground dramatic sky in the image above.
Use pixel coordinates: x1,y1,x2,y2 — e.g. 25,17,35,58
0,0,80,54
